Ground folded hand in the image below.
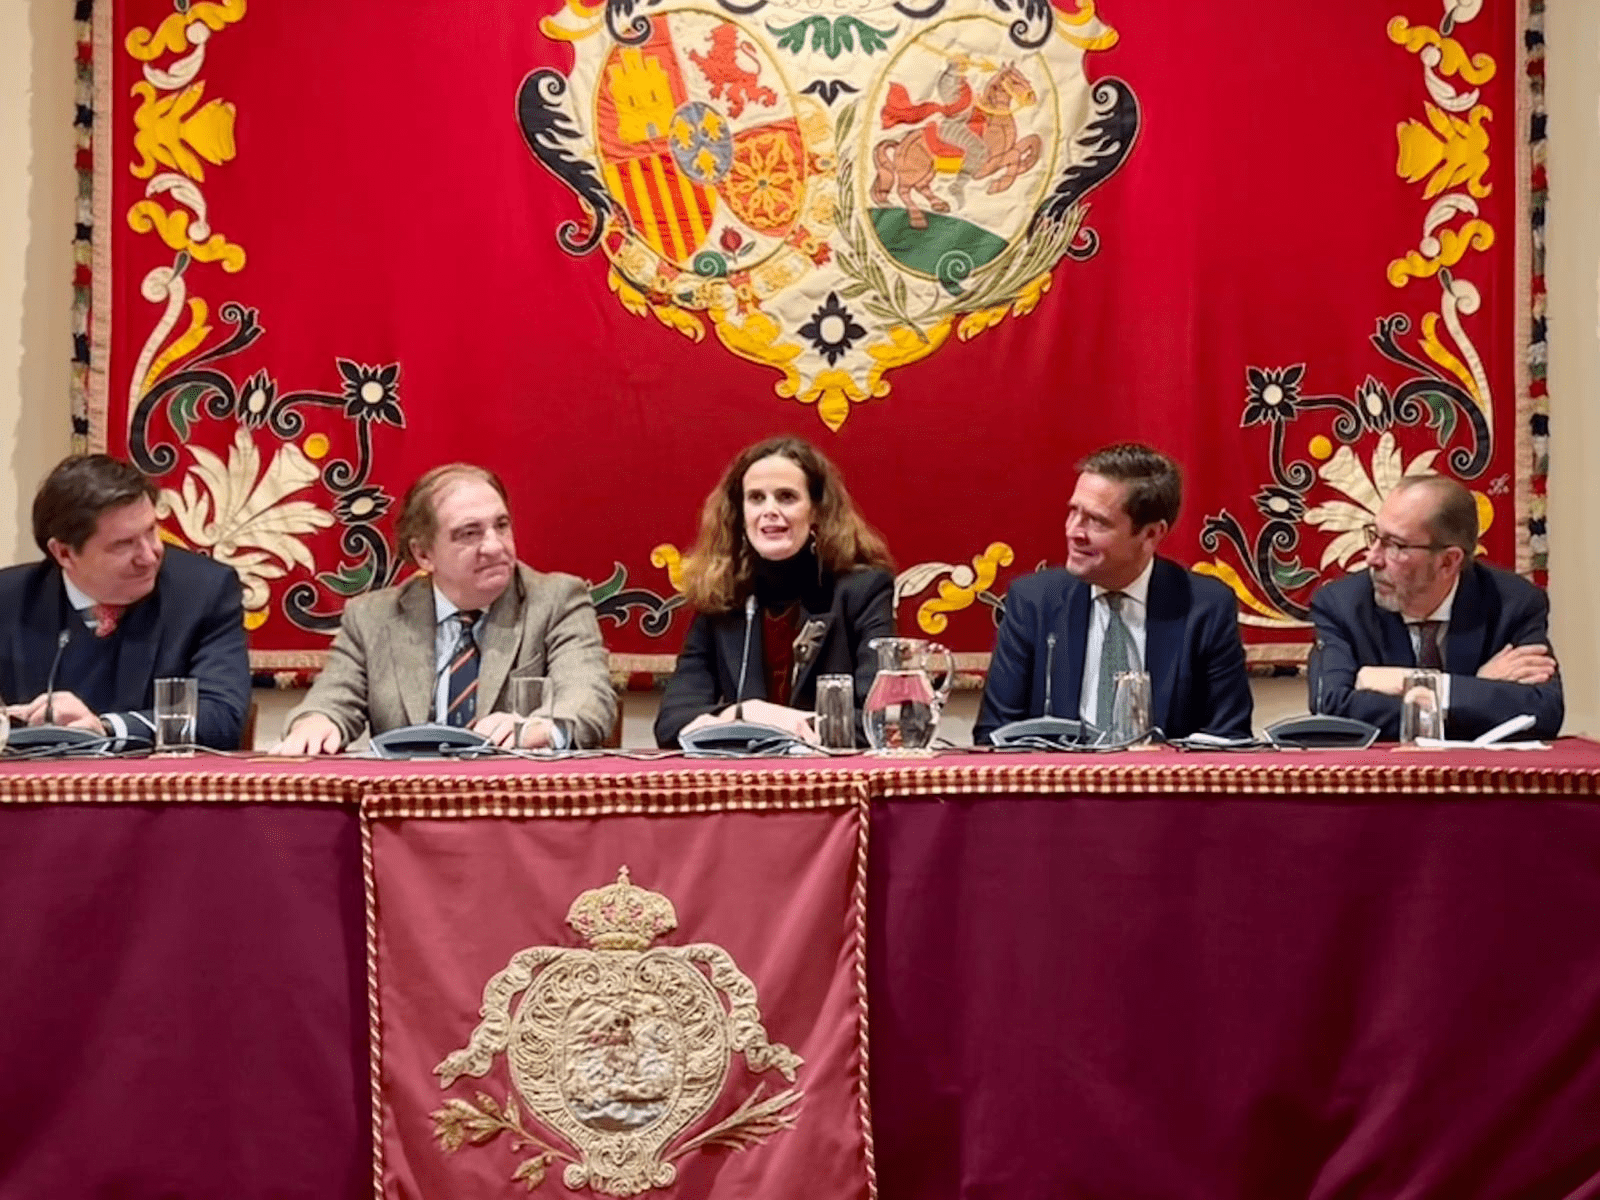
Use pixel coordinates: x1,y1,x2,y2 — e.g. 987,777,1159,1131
1478,643,1557,685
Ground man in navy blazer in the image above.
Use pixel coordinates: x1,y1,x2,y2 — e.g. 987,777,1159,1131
1308,474,1561,740
975,443,1253,743
1,455,249,749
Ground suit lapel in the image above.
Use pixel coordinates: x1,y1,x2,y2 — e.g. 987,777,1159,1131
16,573,71,699
391,579,438,725
719,609,759,702
1375,607,1415,667
476,571,528,716
1059,579,1091,720
114,587,162,710
1144,559,1182,731
1444,564,1486,676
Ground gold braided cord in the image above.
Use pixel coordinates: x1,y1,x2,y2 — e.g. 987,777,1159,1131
4,754,1600,809
851,789,879,1200
360,811,384,1200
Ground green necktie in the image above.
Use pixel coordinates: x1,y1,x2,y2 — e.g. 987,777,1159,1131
1096,592,1135,730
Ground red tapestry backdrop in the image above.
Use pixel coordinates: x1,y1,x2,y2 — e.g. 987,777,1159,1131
86,0,1542,673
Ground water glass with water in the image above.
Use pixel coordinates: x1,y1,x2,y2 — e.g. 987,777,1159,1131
153,676,198,755
1109,670,1152,744
1400,669,1444,743
814,674,855,750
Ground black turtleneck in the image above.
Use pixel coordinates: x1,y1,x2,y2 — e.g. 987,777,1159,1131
751,544,826,613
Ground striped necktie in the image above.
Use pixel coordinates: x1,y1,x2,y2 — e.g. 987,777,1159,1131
445,610,483,727
1095,592,1135,730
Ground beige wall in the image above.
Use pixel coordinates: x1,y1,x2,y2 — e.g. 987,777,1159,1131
1,3,1592,744
1546,0,1600,736
0,3,74,565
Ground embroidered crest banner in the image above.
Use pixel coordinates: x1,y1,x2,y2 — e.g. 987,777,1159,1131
364,787,871,1198
85,0,1542,670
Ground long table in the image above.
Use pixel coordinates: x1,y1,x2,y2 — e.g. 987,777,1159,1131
3,746,1599,1198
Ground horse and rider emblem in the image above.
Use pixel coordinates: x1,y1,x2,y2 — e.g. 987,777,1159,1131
520,0,1139,427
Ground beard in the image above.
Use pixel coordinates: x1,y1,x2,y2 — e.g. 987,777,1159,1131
1370,562,1440,617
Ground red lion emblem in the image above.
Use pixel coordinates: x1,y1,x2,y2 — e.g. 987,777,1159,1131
687,24,777,119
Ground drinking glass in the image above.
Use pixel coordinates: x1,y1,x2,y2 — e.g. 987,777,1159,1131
509,676,548,719
1109,671,1152,744
814,674,855,750
153,676,198,755
1400,670,1444,743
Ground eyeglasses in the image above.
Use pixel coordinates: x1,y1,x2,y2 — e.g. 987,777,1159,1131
1362,525,1447,556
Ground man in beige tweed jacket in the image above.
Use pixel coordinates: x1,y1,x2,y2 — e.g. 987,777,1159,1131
272,464,614,754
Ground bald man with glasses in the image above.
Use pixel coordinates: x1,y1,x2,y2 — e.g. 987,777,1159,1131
1306,474,1562,740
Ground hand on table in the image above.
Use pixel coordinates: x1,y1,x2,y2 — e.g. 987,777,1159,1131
470,712,557,749
8,691,104,733
270,713,343,756
682,700,818,744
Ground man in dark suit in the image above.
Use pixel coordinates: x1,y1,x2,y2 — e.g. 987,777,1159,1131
1,454,249,749
975,443,1253,743
1308,474,1561,740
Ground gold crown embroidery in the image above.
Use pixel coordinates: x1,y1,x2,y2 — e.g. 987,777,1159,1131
432,867,804,1195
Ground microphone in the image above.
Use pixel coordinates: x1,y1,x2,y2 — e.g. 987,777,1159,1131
1309,639,1323,715
734,594,756,721
43,628,70,726
1044,632,1057,717
8,624,101,754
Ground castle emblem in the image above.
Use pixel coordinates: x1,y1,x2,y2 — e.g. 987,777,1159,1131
518,0,1139,429
432,867,804,1195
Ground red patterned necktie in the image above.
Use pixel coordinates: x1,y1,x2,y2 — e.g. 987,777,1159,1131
444,610,483,727
90,603,126,638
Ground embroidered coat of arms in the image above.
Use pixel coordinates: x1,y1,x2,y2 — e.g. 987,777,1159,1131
520,0,1139,427
432,867,804,1195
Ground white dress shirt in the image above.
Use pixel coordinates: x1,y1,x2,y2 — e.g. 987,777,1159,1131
62,576,106,631
1078,556,1154,725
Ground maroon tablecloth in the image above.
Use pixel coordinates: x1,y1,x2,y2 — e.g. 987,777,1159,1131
0,803,370,1200
869,791,1600,1199
3,744,1599,1198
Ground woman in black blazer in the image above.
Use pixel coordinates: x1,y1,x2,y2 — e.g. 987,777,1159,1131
654,436,895,747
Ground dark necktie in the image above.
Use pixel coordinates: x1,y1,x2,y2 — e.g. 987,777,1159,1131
445,610,483,727
1096,592,1135,730
1416,619,1445,669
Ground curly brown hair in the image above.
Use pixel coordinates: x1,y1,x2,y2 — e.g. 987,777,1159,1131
680,436,893,613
